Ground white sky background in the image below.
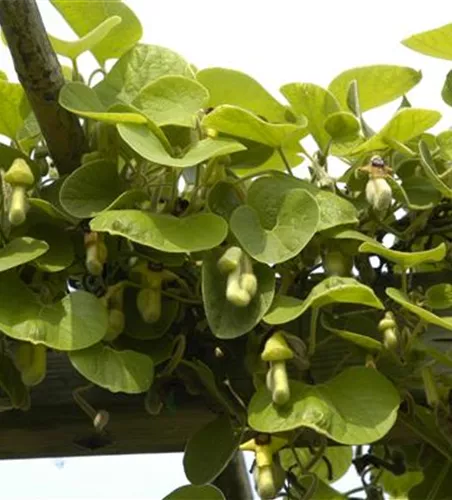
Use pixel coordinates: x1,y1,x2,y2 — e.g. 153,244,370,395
0,0,452,498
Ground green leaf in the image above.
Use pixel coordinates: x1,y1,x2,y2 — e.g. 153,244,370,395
248,366,400,444
351,109,441,155
402,23,452,61
321,316,382,352
442,70,452,106
0,273,107,350
48,16,121,60
207,180,243,221
0,352,30,411
95,44,192,107
183,414,242,485
90,210,228,253
27,224,74,273
202,105,306,148
117,123,246,168
280,446,353,483
387,288,452,332
230,189,319,264
419,139,452,197
202,252,275,339
50,0,143,64
60,159,125,218
359,241,446,267
0,237,49,273
389,176,441,211
132,75,209,127
437,130,452,160
246,176,358,232
426,284,452,310
0,80,30,138
69,344,153,394
123,288,178,340
329,65,422,111
264,276,383,325
197,67,288,122
408,452,451,500
162,485,225,500
281,83,339,151
324,111,361,140
59,82,147,124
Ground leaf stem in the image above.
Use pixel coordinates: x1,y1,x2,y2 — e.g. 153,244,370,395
308,307,320,356
277,148,294,177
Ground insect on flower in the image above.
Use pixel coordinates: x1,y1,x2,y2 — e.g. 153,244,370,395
359,155,394,214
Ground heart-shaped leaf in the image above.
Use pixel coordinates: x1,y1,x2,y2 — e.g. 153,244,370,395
48,15,121,60
281,83,339,151
264,277,383,325
69,344,154,393
426,284,452,310
60,159,125,218
246,176,357,232
132,75,209,127
162,485,225,500
324,111,361,140
50,0,142,64
0,237,48,273
90,210,228,253
59,82,147,124
359,241,446,268
202,252,275,339
0,79,30,139
27,224,74,273
389,176,441,211
350,109,441,155
0,273,107,350
329,65,422,111
249,366,400,444
402,23,452,61
118,123,246,168
207,181,243,221
197,68,288,122
183,414,242,485
95,44,193,107
387,288,452,331
230,188,319,264
202,105,307,148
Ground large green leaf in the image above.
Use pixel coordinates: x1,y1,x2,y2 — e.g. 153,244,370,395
202,252,275,339
27,224,74,273
207,181,243,221
132,75,209,127
69,344,154,394
324,111,361,140
0,80,30,138
230,188,319,264
329,65,422,111
281,83,339,151
95,44,192,107
202,105,306,148
0,273,107,350
402,23,452,61
117,123,246,168
359,241,446,267
197,67,288,122
0,237,48,273
389,176,441,211
248,366,400,444
183,414,242,485
246,176,358,232
59,82,147,124
386,288,452,332
264,276,383,325
48,16,121,60
60,159,125,218
50,0,143,64
90,210,228,253
162,485,225,500
351,108,441,154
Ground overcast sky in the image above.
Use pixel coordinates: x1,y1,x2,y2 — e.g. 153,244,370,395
1,0,451,498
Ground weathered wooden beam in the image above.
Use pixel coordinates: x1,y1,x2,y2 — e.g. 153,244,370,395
0,0,87,174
